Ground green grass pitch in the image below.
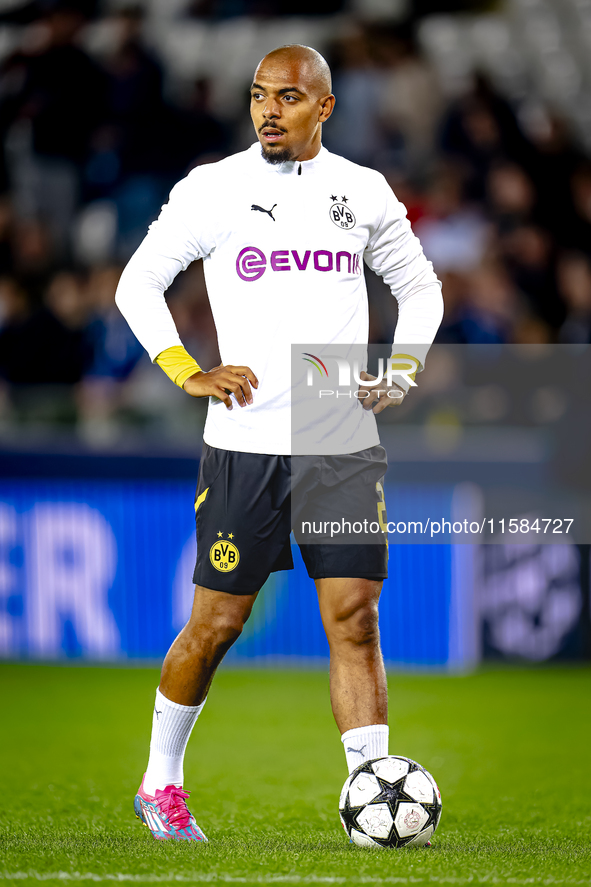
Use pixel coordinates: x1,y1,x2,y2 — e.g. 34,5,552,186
1,663,590,886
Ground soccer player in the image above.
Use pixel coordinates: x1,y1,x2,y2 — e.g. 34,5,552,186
115,44,443,842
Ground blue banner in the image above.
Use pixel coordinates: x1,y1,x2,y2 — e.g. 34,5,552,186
0,477,465,667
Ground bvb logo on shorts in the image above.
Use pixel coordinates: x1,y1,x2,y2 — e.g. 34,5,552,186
210,537,240,572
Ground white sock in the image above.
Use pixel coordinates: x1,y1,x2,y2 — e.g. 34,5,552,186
341,724,389,775
143,688,206,795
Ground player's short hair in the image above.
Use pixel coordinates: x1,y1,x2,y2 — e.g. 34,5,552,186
258,44,332,97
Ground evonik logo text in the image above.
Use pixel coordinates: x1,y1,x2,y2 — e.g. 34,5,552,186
236,246,362,282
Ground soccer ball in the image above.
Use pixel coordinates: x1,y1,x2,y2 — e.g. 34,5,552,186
339,756,442,848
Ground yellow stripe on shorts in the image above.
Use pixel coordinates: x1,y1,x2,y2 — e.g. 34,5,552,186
195,487,209,513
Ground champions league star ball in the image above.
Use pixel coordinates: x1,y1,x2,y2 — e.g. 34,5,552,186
339,756,442,848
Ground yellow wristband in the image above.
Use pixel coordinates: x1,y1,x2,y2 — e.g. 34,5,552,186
155,346,202,389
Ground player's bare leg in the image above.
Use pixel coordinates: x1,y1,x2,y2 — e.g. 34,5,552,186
160,585,259,706
135,586,258,840
316,577,388,773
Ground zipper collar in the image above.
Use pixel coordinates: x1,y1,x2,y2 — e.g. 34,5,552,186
250,143,328,176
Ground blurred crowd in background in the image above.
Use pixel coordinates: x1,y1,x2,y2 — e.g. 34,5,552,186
0,0,590,449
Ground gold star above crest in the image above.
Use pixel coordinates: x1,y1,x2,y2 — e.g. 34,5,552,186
217,531,223,538
228,533,234,539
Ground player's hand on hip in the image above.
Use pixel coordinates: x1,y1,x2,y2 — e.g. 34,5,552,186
183,364,258,409
358,370,405,414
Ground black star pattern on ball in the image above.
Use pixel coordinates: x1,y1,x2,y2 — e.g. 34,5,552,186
341,196,348,203
330,194,337,202
339,758,441,849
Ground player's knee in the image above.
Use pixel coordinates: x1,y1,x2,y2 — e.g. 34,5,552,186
213,613,245,647
327,598,380,647
346,603,380,647
185,608,246,650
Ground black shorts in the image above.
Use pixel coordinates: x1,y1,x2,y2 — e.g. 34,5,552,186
192,443,388,594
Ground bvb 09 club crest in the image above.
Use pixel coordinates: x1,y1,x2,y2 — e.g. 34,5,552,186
330,197,356,229
210,537,240,572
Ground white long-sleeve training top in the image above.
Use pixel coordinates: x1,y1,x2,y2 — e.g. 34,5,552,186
115,143,443,455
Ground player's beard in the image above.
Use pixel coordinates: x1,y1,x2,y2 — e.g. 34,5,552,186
260,143,294,165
